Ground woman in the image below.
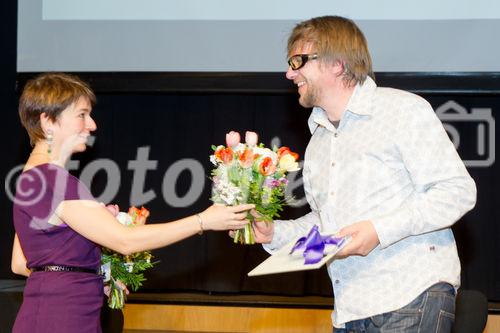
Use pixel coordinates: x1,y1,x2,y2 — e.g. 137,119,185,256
10,73,253,332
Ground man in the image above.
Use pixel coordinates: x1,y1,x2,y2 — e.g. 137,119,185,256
252,16,476,332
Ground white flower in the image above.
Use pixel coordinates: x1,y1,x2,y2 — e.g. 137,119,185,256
209,155,218,165
116,212,133,226
101,262,111,282
279,154,301,172
232,143,246,154
253,147,278,164
212,175,243,205
124,262,134,273
214,164,229,180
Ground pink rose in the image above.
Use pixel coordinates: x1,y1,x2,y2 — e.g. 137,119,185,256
105,204,120,217
245,131,258,146
225,131,241,148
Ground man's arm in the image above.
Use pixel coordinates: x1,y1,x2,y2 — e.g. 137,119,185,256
254,210,321,253
371,97,476,249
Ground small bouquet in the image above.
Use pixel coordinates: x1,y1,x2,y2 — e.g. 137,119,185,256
101,205,156,309
210,131,300,244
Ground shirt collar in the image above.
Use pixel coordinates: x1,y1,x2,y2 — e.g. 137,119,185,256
308,76,377,134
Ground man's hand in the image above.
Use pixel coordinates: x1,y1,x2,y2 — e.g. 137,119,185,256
228,209,274,243
336,220,380,257
252,220,274,243
250,209,274,243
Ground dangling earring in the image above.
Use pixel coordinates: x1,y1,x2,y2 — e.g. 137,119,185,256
47,129,53,155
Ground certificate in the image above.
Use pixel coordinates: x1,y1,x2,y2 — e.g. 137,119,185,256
248,235,349,277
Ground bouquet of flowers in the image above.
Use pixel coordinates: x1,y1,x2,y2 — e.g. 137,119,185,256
101,205,156,309
210,131,300,244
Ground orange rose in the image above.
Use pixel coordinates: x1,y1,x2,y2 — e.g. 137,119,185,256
238,148,256,168
215,147,234,165
128,206,150,225
277,146,299,161
259,157,277,176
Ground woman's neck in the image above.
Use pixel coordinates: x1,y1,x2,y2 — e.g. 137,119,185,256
28,142,67,168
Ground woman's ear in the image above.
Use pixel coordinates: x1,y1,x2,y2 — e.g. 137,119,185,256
40,112,52,127
39,112,53,134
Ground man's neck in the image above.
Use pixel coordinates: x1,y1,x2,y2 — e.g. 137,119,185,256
320,82,357,122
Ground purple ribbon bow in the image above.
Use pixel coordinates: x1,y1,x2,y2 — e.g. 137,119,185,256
290,225,346,264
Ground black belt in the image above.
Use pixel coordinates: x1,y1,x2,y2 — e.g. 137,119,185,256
31,265,99,274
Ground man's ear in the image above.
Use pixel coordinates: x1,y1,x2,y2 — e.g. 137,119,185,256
331,61,345,77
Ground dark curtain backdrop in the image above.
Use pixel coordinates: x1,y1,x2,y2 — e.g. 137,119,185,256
1,0,499,303
1,90,499,301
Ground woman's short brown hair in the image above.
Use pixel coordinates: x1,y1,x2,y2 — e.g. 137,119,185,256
19,73,96,146
287,16,374,86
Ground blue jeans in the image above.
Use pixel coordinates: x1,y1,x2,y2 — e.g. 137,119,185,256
334,282,456,333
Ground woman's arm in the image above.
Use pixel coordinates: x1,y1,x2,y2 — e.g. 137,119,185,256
11,233,30,277
57,200,253,255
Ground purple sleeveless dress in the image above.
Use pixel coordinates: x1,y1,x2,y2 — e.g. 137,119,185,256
13,163,103,332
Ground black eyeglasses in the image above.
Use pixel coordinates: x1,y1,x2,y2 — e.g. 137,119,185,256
287,54,318,70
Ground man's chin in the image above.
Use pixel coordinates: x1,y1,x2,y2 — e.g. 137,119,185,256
298,96,313,108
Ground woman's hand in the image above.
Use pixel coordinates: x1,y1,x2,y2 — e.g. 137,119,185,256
229,209,274,243
104,280,129,297
200,204,254,231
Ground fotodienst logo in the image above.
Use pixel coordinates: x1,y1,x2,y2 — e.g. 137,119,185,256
4,102,495,211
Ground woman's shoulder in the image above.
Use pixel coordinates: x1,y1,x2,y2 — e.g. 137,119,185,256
17,163,94,203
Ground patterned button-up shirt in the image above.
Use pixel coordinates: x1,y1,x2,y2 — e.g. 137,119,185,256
264,77,476,327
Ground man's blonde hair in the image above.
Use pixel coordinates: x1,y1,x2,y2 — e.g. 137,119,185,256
288,16,374,86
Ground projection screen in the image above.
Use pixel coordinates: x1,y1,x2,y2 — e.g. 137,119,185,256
17,0,500,72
